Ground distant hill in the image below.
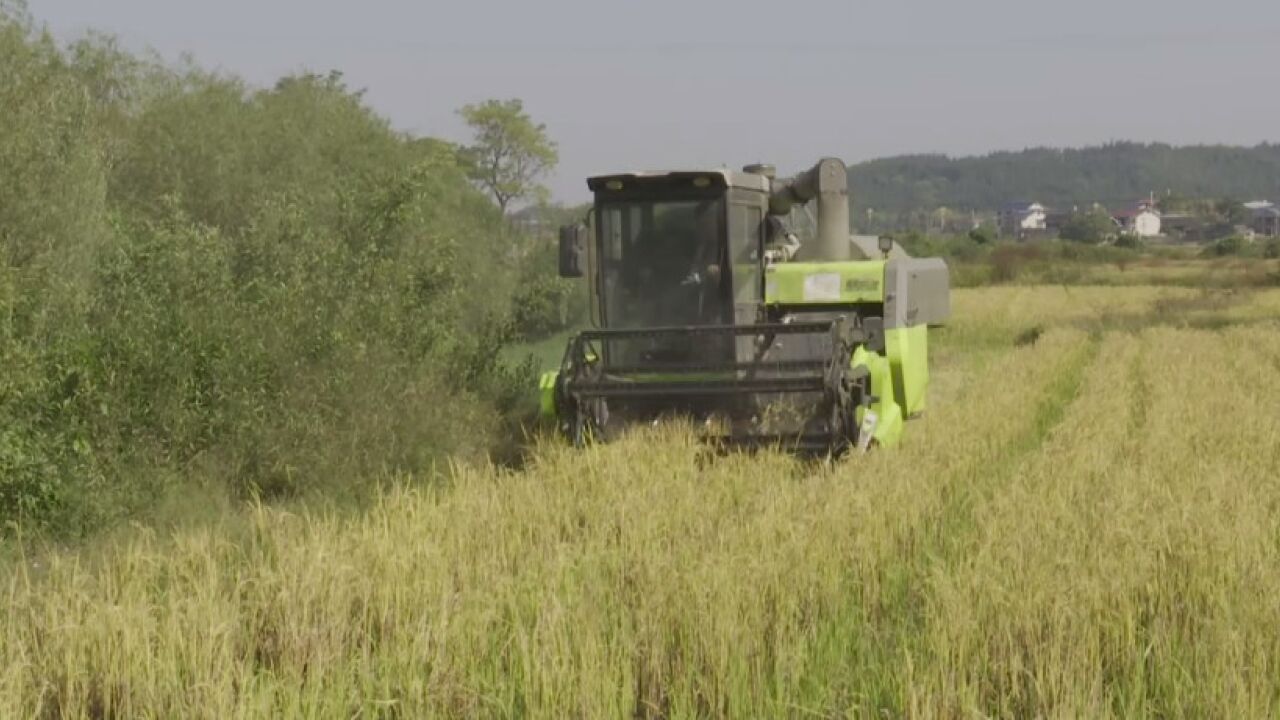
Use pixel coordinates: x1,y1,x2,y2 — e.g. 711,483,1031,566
848,142,1280,213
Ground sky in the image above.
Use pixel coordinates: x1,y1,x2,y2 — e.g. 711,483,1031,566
27,0,1280,202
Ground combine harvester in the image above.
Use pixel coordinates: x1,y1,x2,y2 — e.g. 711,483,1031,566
539,158,950,455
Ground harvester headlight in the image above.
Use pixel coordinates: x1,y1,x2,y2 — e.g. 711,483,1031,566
692,176,711,188
605,180,624,191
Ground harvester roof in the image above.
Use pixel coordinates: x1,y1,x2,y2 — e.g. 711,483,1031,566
587,169,769,193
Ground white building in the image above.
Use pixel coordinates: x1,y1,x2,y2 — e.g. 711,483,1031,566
1112,203,1162,237
998,201,1048,239
1251,205,1279,237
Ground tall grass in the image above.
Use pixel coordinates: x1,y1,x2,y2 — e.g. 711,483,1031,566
6,287,1276,717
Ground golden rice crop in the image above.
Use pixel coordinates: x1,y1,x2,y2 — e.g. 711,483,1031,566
2,285,1278,718
922,326,1280,716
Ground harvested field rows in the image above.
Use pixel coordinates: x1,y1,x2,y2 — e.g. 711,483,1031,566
3,286,1279,718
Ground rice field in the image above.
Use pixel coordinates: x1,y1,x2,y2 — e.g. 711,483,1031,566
3,285,1280,718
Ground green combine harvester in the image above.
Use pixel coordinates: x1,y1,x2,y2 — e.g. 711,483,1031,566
539,157,950,454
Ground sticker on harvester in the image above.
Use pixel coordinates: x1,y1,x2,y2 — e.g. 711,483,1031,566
857,410,878,453
802,272,841,301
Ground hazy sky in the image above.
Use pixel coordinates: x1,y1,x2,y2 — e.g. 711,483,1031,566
28,0,1280,201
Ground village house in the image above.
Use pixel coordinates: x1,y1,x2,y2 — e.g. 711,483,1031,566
1111,201,1162,237
1246,201,1279,238
1253,207,1279,238
1044,209,1072,236
997,201,1047,239
1159,213,1204,242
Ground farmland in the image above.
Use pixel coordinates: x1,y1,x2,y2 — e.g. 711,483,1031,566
4,283,1279,718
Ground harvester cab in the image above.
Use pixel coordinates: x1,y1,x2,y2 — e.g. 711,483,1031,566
540,157,950,455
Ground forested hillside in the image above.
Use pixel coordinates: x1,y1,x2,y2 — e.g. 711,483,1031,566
0,6,549,533
849,143,1280,212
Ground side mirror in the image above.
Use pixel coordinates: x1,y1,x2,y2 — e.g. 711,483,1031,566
558,224,588,278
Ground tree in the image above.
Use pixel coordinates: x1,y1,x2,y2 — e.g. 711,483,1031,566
967,224,995,245
1207,235,1245,257
1059,208,1116,244
1157,191,1192,213
1213,197,1249,226
846,143,1280,221
457,99,557,214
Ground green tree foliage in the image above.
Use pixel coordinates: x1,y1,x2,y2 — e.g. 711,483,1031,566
0,12,532,533
1206,236,1246,257
505,203,591,340
1157,192,1194,213
849,143,1280,213
967,224,996,245
1212,197,1250,226
458,99,558,214
1060,208,1117,244
1114,232,1144,249
0,10,107,270
509,237,589,340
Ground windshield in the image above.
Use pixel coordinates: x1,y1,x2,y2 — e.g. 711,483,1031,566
598,197,726,329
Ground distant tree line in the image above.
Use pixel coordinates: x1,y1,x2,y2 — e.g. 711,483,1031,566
848,142,1280,216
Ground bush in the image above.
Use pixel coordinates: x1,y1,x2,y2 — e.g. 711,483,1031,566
1052,240,1134,264
1060,209,1116,244
988,244,1042,283
968,225,996,245
0,16,532,533
1206,236,1246,257
894,231,927,255
1265,238,1280,260
1114,232,1144,249
509,237,588,340
896,233,985,263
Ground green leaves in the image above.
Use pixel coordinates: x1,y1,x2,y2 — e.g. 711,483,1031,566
0,21,531,534
1060,208,1119,244
457,98,559,214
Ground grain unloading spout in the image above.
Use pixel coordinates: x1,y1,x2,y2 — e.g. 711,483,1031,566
768,157,851,261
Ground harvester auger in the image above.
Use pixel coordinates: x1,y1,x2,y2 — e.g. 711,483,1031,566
538,158,950,455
